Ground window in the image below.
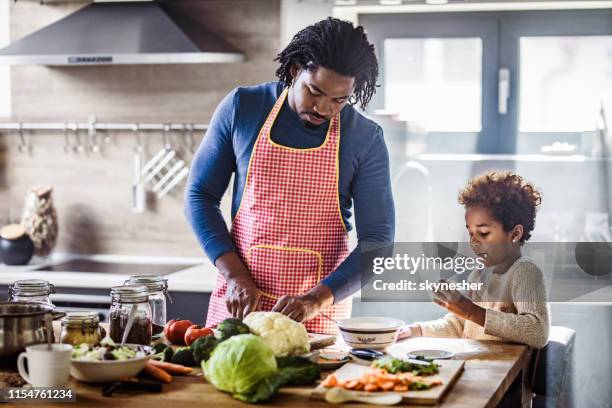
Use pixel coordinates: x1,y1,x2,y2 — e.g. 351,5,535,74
0,0,9,117
384,38,482,132
519,36,612,133
361,10,612,154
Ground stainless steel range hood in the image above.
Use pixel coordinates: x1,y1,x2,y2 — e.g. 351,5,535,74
0,1,245,66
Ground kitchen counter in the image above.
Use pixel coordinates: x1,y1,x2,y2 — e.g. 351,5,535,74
0,253,217,293
1,327,532,408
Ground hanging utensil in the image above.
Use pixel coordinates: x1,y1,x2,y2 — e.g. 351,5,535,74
88,115,100,154
185,123,198,153
141,124,174,181
132,124,146,213
63,123,71,154
72,124,85,154
152,160,185,194
156,166,189,198
17,123,29,154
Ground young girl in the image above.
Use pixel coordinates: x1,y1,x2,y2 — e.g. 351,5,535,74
401,171,550,349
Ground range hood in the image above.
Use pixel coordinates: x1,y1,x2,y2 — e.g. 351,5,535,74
0,1,245,66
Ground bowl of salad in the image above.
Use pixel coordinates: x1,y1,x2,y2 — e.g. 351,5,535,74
70,338,152,383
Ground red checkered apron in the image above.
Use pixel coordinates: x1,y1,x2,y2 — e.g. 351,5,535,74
205,88,351,334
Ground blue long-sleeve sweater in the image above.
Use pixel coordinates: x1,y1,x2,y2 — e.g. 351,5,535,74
185,81,394,302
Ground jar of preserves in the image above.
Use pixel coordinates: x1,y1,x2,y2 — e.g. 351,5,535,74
109,285,152,345
125,275,171,340
8,279,55,306
59,311,106,346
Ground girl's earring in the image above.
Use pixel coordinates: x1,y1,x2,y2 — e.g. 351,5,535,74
512,239,518,243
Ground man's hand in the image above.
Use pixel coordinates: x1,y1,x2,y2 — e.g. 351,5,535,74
433,279,486,326
225,277,261,320
272,284,334,322
215,252,261,320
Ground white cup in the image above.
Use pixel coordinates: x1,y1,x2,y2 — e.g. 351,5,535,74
17,343,73,387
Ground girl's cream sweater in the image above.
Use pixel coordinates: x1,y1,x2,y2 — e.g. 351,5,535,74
416,257,550,349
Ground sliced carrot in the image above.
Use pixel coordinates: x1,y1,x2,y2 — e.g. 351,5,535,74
384,374,399,382
344,380,360,390
148,360,193,375
353,381,365,391
364,383,379,392
321,374,338,388
393,384,409,392
378,380,396,391
398,372,415,381
142,361,172,383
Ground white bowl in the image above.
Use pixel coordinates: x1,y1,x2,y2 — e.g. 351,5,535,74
337,317,405,350
70,345,152,383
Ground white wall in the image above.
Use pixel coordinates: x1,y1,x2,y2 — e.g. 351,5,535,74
0,0,10,118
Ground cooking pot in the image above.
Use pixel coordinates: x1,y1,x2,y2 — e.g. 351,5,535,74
0,302,65,368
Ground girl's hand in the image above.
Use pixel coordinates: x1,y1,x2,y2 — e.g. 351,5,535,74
433,279,486,326
398,324,422,340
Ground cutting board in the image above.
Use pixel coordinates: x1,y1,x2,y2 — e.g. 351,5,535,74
308,333,337,350
311,360,465,405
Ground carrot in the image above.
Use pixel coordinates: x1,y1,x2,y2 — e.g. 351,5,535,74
377,380,396,391
148,360,193,375
393,384,409,392
384,374,398,381
344,380,360,390
321,374,338,388
364,383,380,392
142,361,173,383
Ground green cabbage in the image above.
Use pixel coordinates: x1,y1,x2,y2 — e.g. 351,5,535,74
204,334,277,396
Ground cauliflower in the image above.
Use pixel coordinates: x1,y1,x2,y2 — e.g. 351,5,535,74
243,312,310,357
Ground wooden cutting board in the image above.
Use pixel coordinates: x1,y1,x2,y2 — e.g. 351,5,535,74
311,360,465,405
308,333,337,350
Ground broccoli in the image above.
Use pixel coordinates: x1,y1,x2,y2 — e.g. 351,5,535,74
190,336,219,365
217,318,250,341
171,347,196,366
162,346,174,362
151,343,174,362
152,343,168,354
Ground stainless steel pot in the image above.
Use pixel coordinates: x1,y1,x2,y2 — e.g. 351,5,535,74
0,302,65,367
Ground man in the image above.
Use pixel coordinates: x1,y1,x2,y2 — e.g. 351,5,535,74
185,17,394,334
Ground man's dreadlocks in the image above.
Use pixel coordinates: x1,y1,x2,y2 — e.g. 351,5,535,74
275,17,379,110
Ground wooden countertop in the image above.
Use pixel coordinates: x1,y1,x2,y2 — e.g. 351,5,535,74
3,325,531,407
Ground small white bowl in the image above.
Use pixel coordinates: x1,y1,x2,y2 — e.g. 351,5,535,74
70,345,152,383
337,317,405,350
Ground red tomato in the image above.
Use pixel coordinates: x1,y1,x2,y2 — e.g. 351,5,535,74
163,319,195,345
184,325,214,346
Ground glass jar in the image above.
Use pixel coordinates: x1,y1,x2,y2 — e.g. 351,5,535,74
59,311,106,346
125,275,171,340
109,285,152,345
8,279,55,305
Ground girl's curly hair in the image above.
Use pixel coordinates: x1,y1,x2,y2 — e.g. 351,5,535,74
458,171,542,242
274,17,379,110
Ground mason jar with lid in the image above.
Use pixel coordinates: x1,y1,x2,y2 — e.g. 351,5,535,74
8,279,55,306
109,285,152,345
59,311,106,346
125,275,171,340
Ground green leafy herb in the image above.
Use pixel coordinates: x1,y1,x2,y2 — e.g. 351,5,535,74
372,356,439,375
